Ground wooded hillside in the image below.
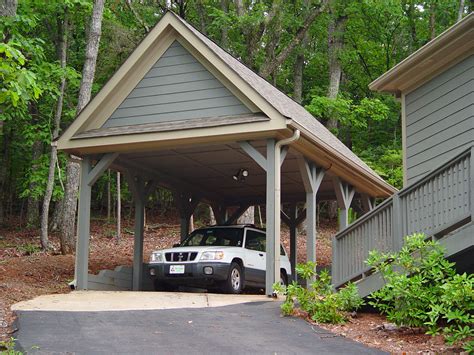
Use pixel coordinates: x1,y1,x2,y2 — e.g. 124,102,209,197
0,0,470,252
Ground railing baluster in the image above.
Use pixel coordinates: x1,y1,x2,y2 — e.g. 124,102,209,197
332,148,472,288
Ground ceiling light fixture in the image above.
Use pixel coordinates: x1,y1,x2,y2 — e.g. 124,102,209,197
232,168,249,182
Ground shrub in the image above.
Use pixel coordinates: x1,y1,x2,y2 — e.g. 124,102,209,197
0,337,23,354
273,262,363,324
366,233,474,351
16,243,41,255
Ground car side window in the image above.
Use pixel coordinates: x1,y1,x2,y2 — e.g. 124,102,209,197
245,230,266,252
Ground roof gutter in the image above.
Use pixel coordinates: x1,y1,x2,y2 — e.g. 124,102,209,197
276,129,300,149
288,121,397,196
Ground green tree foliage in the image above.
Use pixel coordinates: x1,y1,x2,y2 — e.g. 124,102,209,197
0,0,468,221
367,234,474,351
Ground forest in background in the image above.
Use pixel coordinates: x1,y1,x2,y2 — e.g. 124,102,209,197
0,0,471,253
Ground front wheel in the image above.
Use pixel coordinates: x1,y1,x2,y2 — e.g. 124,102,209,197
280,271,288,287
154,279,174,292
223,262,243,294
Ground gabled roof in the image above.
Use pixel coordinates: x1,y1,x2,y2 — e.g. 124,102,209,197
57,11,395,196
370,13,474,95
173,13,389,188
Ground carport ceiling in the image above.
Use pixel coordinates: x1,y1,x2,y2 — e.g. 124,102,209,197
111,140,340,206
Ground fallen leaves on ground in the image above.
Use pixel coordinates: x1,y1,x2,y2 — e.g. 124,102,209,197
0,215,457,353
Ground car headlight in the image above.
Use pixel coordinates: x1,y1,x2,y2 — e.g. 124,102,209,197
200,251,224,261
150,252,163,263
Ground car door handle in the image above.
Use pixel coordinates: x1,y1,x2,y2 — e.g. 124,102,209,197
259,253,264,257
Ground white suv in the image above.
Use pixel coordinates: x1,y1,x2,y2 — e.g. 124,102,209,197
148,225,292,294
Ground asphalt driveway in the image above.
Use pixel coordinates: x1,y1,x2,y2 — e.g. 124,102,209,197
14,296,384,354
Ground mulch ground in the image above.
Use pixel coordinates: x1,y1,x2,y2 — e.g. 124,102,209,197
0,214,463,353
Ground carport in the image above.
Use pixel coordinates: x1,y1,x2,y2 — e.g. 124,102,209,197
57,11,395,295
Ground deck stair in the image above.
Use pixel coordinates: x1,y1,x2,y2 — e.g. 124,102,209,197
332,146,474,297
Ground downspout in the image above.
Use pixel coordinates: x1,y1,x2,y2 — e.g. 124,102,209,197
270,129,300,295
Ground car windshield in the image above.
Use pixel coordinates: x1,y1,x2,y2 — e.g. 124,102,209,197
181,228,243,247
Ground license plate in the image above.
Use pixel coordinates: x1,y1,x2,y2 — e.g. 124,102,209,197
169,265,185,274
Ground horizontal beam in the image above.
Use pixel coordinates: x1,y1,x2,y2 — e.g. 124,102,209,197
118,157,222,204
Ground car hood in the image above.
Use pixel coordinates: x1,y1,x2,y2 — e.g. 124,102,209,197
152,245,238,254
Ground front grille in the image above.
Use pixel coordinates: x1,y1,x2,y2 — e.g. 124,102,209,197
165,252,198,262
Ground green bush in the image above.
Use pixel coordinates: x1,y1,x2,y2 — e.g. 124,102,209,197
366,233,474,351
16,243,41,255
0,337,23,354
273,262,363,324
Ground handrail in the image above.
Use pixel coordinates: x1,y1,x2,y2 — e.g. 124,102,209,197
334,196,393,240
398,146,472,197
332,145,473,289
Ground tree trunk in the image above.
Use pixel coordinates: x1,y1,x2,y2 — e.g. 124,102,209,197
457,0,465,22
429,3,436,40
326,13,345,131
125,0,149,33
0,125,11,225
116,171,121,243
293,0,310,104
40,11,69,250
107,169,111,222
60,159,80,253
60,0,105,252
0,0,17,16
258,0,328,78
220,0,229,47
196,0,207,34
237,206,254,225
26,140,42,227
209,205,216,225
234,0,244,16
326,11,346,220
293,54,304,104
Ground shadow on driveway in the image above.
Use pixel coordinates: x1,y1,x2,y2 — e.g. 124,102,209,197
15,300,385,354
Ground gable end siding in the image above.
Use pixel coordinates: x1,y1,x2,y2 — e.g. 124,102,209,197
405,55,474,184
102,41,252,128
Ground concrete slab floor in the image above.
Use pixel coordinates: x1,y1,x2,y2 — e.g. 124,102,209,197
11,291,274,312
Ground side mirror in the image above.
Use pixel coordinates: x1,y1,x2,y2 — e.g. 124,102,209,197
172,243,181,248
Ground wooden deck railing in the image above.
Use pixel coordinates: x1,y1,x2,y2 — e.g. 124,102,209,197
332,146,473,288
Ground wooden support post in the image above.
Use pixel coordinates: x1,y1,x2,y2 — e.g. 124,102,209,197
132,177,145,291
75,153,118,290
124,173,157,291
288,204,297,281
239,139,296,295
173,191,200,242
392,194,404,251
265,139,279,295
361,193,375,214
75,157,92,290
333,177,355,231
298,157,325,266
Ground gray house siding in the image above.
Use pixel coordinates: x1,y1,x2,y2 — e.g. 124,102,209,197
405,55,474,184
103,41,252,128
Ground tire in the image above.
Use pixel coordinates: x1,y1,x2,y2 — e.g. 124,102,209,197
154,279,173,292
280,271,288,287
223,262,243,294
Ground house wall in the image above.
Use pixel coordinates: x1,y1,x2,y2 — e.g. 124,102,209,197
405,55,474,184
103,41,252,128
